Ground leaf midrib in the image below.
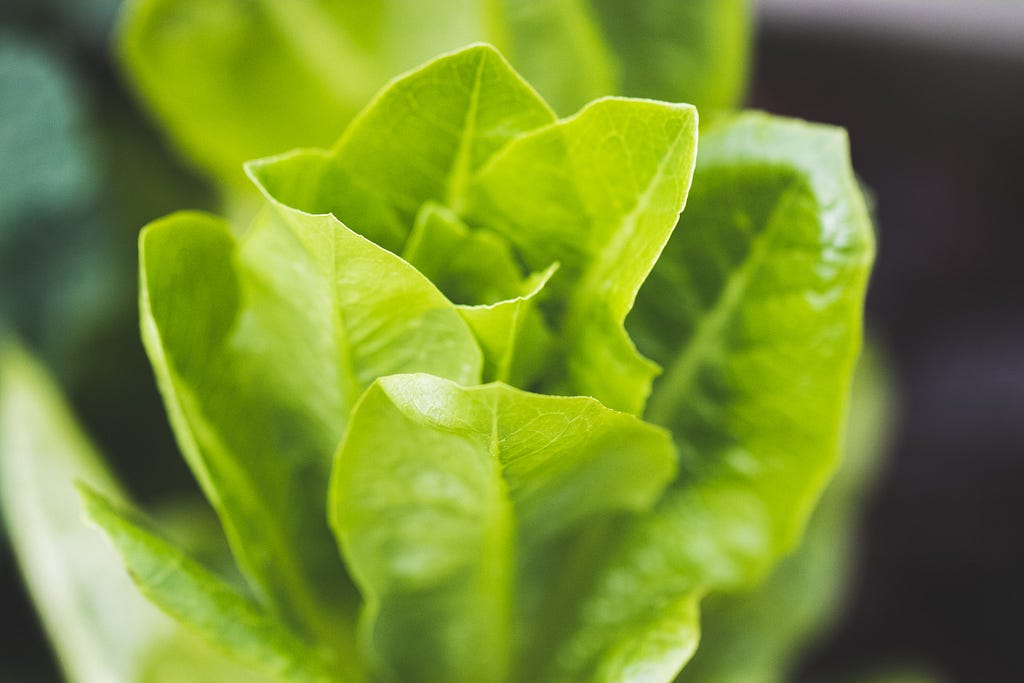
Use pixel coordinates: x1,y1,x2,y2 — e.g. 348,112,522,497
445,50,488,213
645,176,806,427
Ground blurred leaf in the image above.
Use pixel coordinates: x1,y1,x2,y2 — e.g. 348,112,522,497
0,33,95,230
497,0,618,114
80,486,338,683
589,0,751,119
329,373,676,682
117,0,492,188
0,343,261,683
0,343,168,682
677,344,895,683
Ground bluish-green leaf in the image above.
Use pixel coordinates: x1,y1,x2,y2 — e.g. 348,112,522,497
540,112,875,682
80,486,337,683
467,97,699,414
329,374,677,683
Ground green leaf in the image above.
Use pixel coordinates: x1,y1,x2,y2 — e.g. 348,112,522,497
399,201,559,386
0,343,169,683
79,486,337,683
457,264,558,386
401,201,526,306
466,97,699,414
0,343,264,682
139,202,482,650
329,374,677,683
117,0,495,188
677,344,894,683
247,43,554,253
540,112,875,682
589,0,752,116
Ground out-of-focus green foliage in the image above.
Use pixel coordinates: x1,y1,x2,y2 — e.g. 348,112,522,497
678,345,895,683
117,0,750,190
0,343,267,683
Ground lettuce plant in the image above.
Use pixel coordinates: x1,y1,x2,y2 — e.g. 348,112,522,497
4,42,873,683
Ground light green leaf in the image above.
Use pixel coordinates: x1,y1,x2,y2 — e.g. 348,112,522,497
79,486,337,683
677,344,894,683
329,373,677,683
399,202,559,385
467,97,699,414
139,202,482,651
0,343,170,683
247,43,554,253
117,0,493,188
540,112,875,682
401,201,526,306
457,264,558,386
589,0,752,117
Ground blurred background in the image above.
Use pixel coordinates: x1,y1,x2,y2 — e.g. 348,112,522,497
1,0,1021,680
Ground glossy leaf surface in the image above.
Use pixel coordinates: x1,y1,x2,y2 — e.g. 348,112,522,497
541,112,875,682
139,200,481,646
329,374,677,682
467,97,698,413
678,345,894,683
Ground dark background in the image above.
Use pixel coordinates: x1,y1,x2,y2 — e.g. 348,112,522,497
754,10,1024,683
2,2,1022,681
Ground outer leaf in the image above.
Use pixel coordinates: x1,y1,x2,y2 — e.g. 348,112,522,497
247,43,555,253
0,343,264,682
117,0,492,188
541,113,875,682
0,343,170,682
467,97,699,414
79,486,336,683
678,345,894,683
139,202,481,649
329,374,677,683
590,0,752,116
